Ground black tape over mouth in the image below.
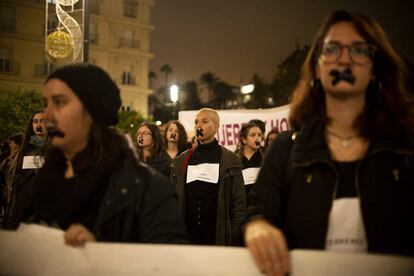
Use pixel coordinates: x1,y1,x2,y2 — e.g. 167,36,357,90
36,126,43,133
196,128,204,137
47,121,65,138
170,133,177,140
138,138,144,144
330,68,356,86
255,141,260,146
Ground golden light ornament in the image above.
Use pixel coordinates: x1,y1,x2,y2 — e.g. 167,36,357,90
46,29,74,59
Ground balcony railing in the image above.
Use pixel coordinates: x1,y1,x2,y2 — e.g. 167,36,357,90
0,18,16,32
121,72,136,85
119,38,140,49
34,63,54,78
123,0,138,18
0,59,20,75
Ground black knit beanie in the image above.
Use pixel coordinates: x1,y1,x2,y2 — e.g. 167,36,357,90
46,63,121,127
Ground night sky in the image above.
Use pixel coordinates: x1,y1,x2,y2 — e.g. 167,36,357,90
150,0,414,86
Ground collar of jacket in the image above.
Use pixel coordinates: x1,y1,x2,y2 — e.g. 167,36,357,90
291,116,414,165
149,150,171,164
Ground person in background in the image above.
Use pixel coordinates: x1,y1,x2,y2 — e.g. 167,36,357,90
171,108,246,246
235,123,264,201
158,123,167,137
264,127,280,151
0,133,23,224
3,111,48,229
21,63,188,245
0,141,10,165
163,120,191,160
248,119,266,137
244,10,414,276
190,136,198,149
136,122,171,177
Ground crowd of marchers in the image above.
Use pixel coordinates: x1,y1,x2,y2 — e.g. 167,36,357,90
1,10,413,276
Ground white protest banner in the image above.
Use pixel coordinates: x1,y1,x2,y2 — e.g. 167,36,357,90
178,104,290,151
1,226,413,276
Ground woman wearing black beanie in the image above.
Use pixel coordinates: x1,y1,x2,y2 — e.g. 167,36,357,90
21,63,188,246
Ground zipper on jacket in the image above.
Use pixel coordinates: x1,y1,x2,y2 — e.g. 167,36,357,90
293,159,340,200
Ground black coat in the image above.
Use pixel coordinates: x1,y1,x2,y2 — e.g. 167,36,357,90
246,117,414,256
93,158,189,243
21,154,189,244
147,150,172,178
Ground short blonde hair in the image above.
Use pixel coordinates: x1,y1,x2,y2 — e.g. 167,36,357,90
196,108,220,129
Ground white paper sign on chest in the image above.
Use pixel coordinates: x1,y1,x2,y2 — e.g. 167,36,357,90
186,163,220,184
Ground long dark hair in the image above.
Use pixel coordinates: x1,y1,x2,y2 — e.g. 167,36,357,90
235,123,263,159
15,110,46,175
289,10,414,138
136,122,165,162
163,120,189,154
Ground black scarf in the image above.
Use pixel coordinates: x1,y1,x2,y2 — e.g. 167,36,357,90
33,157,110,230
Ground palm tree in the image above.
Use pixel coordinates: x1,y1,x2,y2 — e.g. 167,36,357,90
182,80,202,110
148,71,157,89
160,64,172,86
199,72,219,103
213,81,233,109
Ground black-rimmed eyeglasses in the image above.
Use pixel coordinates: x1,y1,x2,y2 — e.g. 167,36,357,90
320,42,377,65
137,131,152,137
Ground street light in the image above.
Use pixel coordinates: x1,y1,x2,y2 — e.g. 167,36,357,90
170,84,179,119
239,83,255,107
170,84,179,103
241,84,254,94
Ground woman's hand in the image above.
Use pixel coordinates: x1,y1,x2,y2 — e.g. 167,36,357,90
244,219,290,276
64,224,96,247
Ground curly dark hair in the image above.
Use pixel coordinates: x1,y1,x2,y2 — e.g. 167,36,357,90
289,10,414,138
235,122,263,160
163,120,190,155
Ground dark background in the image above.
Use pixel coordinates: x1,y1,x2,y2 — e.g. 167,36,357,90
150,0,414,86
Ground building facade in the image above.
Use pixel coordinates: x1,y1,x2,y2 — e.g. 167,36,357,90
0,0,154,115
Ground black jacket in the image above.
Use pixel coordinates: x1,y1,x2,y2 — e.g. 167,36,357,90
22,155,189,244
147,150,172,178
172,145,246,246
246,117,414,256
94,158,189,243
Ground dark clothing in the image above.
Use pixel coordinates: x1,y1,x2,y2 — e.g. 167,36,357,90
241,150,262,169
172,140,246,246
33,160,110,230
24,153,189,244
333,161,358,199
148,150,172,177
185,140,221,245
246,117,414,256
3,137,45,229
241,150,263,199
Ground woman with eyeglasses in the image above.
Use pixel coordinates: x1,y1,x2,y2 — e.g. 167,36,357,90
136,122,171,177
244,10,414,276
